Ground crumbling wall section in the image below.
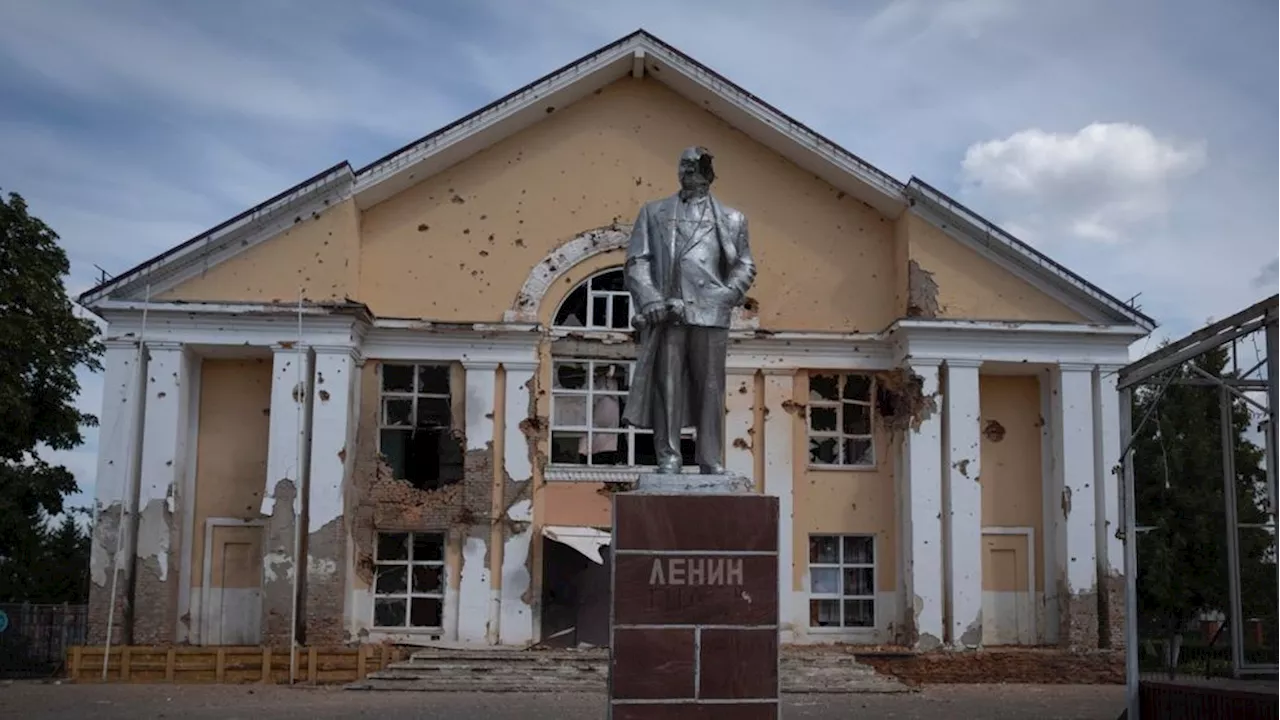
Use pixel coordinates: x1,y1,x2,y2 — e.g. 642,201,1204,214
1060,581,1101,650
130,498,178,645
87,503,130,645
261,478,298,646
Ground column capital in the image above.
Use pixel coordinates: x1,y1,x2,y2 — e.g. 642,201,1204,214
145,340,185,352
905,356,944,370
103,338,140,351
500,361,538,373
462,360,501,371
1058,361,1097,373
270,342,307,353
311,344,362,361
944,358,984,369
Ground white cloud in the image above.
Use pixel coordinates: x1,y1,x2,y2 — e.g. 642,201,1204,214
960,123,1206,243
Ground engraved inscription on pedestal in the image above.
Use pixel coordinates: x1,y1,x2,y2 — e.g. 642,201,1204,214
609,493,780,720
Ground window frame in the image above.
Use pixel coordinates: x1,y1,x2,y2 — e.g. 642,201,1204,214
806,372,877,470
371,531,447,631
548,356,696,470
551,267,635,332
376,363,454,482
807,533,877,631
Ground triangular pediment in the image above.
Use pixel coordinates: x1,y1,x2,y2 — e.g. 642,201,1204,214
77,30,1153,332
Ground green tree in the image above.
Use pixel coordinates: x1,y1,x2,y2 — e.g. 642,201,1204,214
0,190,102,598
1132,343,1276,668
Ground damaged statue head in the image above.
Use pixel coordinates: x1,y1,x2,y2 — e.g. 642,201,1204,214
620,146,757,479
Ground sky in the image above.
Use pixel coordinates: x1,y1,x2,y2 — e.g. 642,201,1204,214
0,0,1276,509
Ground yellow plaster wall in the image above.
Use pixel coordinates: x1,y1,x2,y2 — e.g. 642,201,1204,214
790,372,897,593
189,358,273,590
978,374,1045,592
358,77,898,331
162,197,361,304
900,213,1087,323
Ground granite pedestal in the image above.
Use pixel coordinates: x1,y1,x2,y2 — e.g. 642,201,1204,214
608,475,780,719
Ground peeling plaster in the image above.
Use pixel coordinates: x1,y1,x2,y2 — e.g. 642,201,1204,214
906,259,941,318
505,224,630,322
505,498,533,522
499,526,533,644
458,535,491,642
136,499,172,581
264,551,294,582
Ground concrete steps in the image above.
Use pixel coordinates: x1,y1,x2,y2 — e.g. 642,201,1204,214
347,647,910,694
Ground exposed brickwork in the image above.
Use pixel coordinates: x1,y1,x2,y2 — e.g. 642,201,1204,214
858,648,1123,686
130,553,174,645
261,479,298,646
304,515,347,645
1101,574,1126,650
1061,585,1101,650
86,569,130,646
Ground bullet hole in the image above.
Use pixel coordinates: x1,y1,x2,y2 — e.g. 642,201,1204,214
488,234,495,242
463,228,471,234
479,250,489,257
451,195,465,204
983,420,1006,442
515,238,526,248
319,390,331,402
480,214,487,220
418,224,430,232
545,106,555,113
635,177,643,186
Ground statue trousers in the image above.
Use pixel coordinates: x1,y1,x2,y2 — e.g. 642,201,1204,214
651,323,729,471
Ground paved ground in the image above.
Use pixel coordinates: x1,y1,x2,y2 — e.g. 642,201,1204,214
0,682,1126,719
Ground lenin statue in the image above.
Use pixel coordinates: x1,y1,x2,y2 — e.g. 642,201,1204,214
620,146,757,475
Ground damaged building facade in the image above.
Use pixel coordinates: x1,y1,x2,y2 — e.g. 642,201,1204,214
80,31,1152,655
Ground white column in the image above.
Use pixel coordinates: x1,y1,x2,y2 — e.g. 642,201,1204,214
943,360,983,648
460,361,497,645
499,361,537,646
1053,363,1098,646
262,344,313,517
88,340,147,643
1040,368,1061,644
134,343,191,623
304,346,359,644
1094,366,1123,579
762,372,795,642
903,359,945,650
724,369,757,480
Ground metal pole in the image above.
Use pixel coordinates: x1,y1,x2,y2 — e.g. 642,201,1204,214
1119,387,1140,720
1266,318,1278,514
1219,385,1245,677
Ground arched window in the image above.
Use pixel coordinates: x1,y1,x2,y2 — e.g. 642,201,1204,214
553,268,634,332
547,267,696,471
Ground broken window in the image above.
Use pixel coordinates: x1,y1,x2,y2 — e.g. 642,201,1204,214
549,358,695,468
373,531,445,630
808,534,875,629
807,373,875,468
378,363,463,489
553,268,634,331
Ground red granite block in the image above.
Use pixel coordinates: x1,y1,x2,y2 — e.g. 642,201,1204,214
698,628,778,699
614,494,779,552
612,554,777,625
611,701,779,720
610,628,695,699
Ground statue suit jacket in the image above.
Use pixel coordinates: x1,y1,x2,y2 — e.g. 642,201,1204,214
620,192,756,429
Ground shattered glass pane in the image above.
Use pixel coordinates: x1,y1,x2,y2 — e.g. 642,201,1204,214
810,374,839,401
810,567,839,594
374,566,407,594
591,295,608,327
593,269,625,292
843,599,874,627
809,599,840,627
417,365,450,395
588,432,628,466
810,406,837,432
551,431,586,464
843,567,874,597
809,437,838,464
410,597,443,628
809,536,839,564
382,365,414,393
610,294,631,330
412,534,445,563
412,565,444,593
553,362,587,390
843,438,874,466
383,398,412,426
377,533,409,561
417,397,451,428
374,598,406,627
843,536,874,565
379,429,409,478
591,395,622,429
593,363,629,392
554,285,588,327
553,395,587,427
842,374,872,402
842,404,871,435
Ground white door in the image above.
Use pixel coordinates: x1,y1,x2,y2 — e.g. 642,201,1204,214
202,523,264,645
982,532,1035,645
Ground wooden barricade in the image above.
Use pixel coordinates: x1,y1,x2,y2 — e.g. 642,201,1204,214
64,645,408,685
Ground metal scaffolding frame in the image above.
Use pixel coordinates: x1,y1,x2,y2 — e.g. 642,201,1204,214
1115,294,1278,718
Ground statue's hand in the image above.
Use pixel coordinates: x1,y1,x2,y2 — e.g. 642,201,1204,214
664,298,686,322
641,301,668,327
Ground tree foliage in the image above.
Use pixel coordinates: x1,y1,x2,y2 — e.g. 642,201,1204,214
0,511,91,603
1131,342,1276,640
0,189,102,599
